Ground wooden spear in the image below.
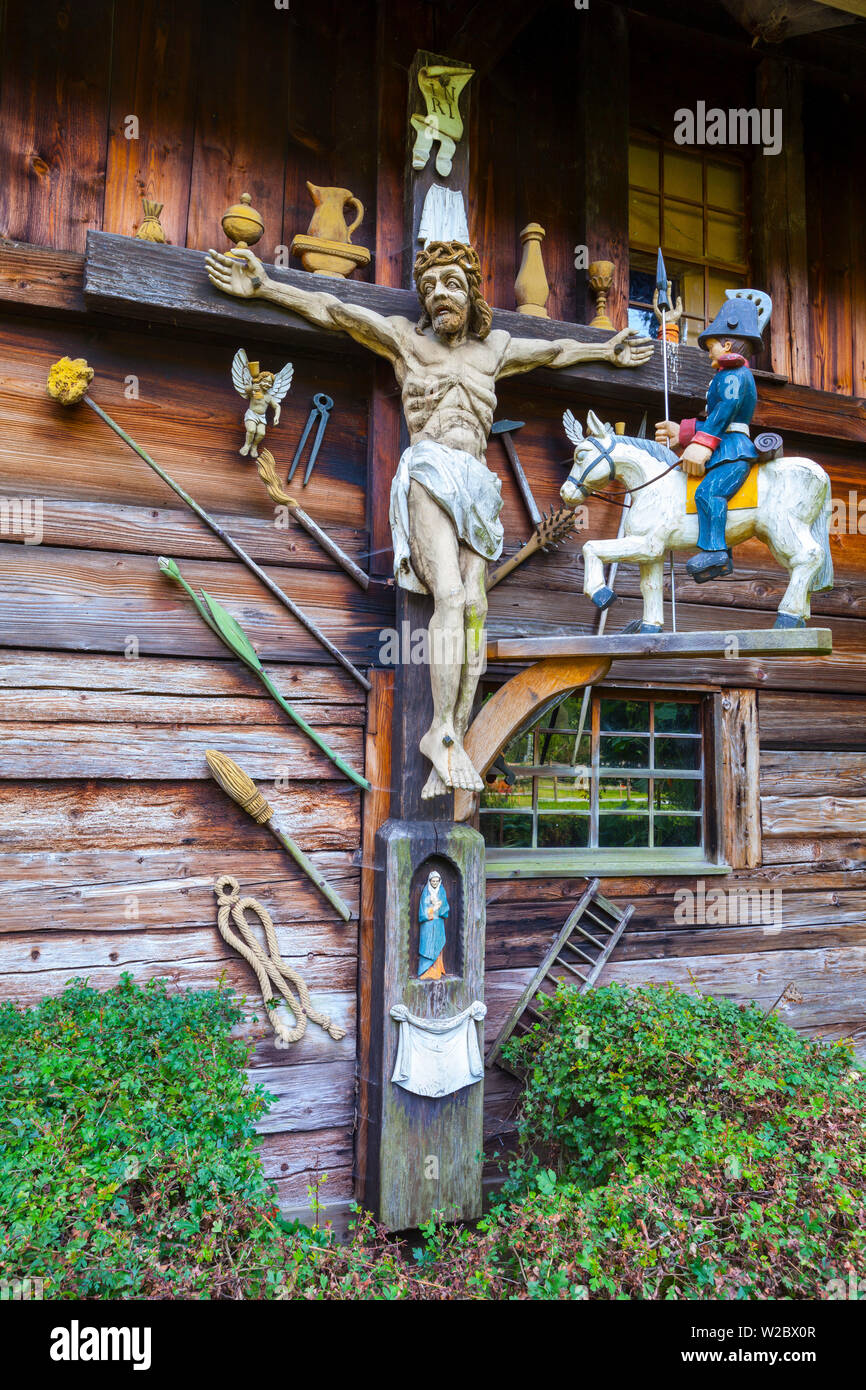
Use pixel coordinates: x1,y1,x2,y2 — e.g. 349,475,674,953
205,749,354,922
46,358,370,691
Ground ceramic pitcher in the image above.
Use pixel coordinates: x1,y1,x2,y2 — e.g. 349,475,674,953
305,182,364,244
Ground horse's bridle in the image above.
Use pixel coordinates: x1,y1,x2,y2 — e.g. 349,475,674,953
570,436,684,508
572,436,618,496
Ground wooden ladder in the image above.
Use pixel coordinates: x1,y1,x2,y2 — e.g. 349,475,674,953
486,878,633,1076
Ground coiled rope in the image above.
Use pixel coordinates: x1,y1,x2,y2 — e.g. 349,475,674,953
213,875,346,1049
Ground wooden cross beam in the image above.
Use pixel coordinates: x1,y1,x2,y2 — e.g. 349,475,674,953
83,230,715,409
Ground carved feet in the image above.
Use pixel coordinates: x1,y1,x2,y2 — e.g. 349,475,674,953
419,726,483,797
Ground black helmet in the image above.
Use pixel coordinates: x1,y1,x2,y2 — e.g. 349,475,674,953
698,289,771,353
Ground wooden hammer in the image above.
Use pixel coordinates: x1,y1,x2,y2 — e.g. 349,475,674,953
490,418,541,528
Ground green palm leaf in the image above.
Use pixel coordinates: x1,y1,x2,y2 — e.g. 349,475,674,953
199,590,263,672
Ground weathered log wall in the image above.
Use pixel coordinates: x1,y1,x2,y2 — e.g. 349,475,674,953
1,1,864,393
1,0,865,1212
0,307,374,1213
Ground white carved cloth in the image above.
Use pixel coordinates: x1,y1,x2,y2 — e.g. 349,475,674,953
418,185,470,246
390,1000,487,1098
389,440,504,593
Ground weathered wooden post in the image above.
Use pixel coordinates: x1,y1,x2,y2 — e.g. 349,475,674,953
364,589,488,1230
361,55,489,1229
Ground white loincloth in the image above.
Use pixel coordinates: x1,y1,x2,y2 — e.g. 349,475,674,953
390,1000,487,1098
389,439,504,593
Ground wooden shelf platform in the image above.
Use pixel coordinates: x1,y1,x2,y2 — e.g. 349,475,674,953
487,627,833,662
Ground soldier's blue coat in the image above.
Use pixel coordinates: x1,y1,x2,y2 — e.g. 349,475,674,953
698,361,758,467
688,357,758,552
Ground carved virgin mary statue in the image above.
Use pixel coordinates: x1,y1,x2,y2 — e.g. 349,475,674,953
418,870,449,979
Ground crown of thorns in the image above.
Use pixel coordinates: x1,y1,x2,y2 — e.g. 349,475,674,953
413,240,483,293
412,241,491,339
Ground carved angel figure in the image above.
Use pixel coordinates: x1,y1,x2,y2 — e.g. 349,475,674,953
231,348,294,458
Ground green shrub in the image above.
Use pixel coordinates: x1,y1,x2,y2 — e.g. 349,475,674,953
3,976,863,1299
497,982,866,1297
0,975,297,1298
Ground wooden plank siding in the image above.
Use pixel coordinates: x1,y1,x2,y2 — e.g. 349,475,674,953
0,295,374,1208
1,0,866,1215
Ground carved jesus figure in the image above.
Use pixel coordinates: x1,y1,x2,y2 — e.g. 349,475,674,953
206,240,652,798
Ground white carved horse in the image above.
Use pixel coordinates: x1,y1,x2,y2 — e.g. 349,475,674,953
560,410,833,631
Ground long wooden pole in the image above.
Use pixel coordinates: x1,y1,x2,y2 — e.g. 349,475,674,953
82,396,371,691
255,449,369,590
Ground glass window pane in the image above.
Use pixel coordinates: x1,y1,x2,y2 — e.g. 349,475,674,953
630,190,659,245
678,267,705,320
600,699,650,732
663,199,702,256
600,735,650,769
664,149,702,201
654,815,702,848
655,737,701,771
707,210,744,265
541,732,590,767
538,778,591,814
537,815,590,849
599,814,649,848
598,777,649,811
546,693,585,726
654,701,699,733
480,813,532,849
708,271,745,320
707,160,743,210
629,140,658,189
654,777,700,811
629,268,655,306
502,730,533,764
628,305,657,338
480,777,533,810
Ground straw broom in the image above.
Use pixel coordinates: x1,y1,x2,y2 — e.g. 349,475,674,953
205,750,353,922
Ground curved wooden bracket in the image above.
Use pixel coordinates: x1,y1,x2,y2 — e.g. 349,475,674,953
454,655,612,822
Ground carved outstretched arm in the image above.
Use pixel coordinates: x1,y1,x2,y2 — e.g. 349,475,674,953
205,248,406,363
498,327,653,379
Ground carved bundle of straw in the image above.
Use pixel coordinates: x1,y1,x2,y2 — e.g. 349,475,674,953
205,750,272,824
136,198,168,242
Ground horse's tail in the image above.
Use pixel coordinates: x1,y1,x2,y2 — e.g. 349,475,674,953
809,484,834,594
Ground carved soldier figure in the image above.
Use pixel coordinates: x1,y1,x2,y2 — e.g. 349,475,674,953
206,239,652,796
655,290,770,583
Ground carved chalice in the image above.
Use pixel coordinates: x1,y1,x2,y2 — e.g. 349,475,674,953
588,260,615,329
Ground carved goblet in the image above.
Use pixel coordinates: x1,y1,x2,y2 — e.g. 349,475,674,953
588,260,615,329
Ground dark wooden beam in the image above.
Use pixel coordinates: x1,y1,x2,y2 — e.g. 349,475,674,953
575,1,630,329
83,230,712,406
81,233,866,440
443,0,554,77
752,59,811,385
0,240,86,316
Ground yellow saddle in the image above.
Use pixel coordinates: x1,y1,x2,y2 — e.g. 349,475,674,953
685,463,759,514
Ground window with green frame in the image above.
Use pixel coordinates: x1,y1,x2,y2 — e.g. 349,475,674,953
627,132,749,347
480,690,709,862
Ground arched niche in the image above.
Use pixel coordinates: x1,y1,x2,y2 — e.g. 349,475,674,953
409,853,463,981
